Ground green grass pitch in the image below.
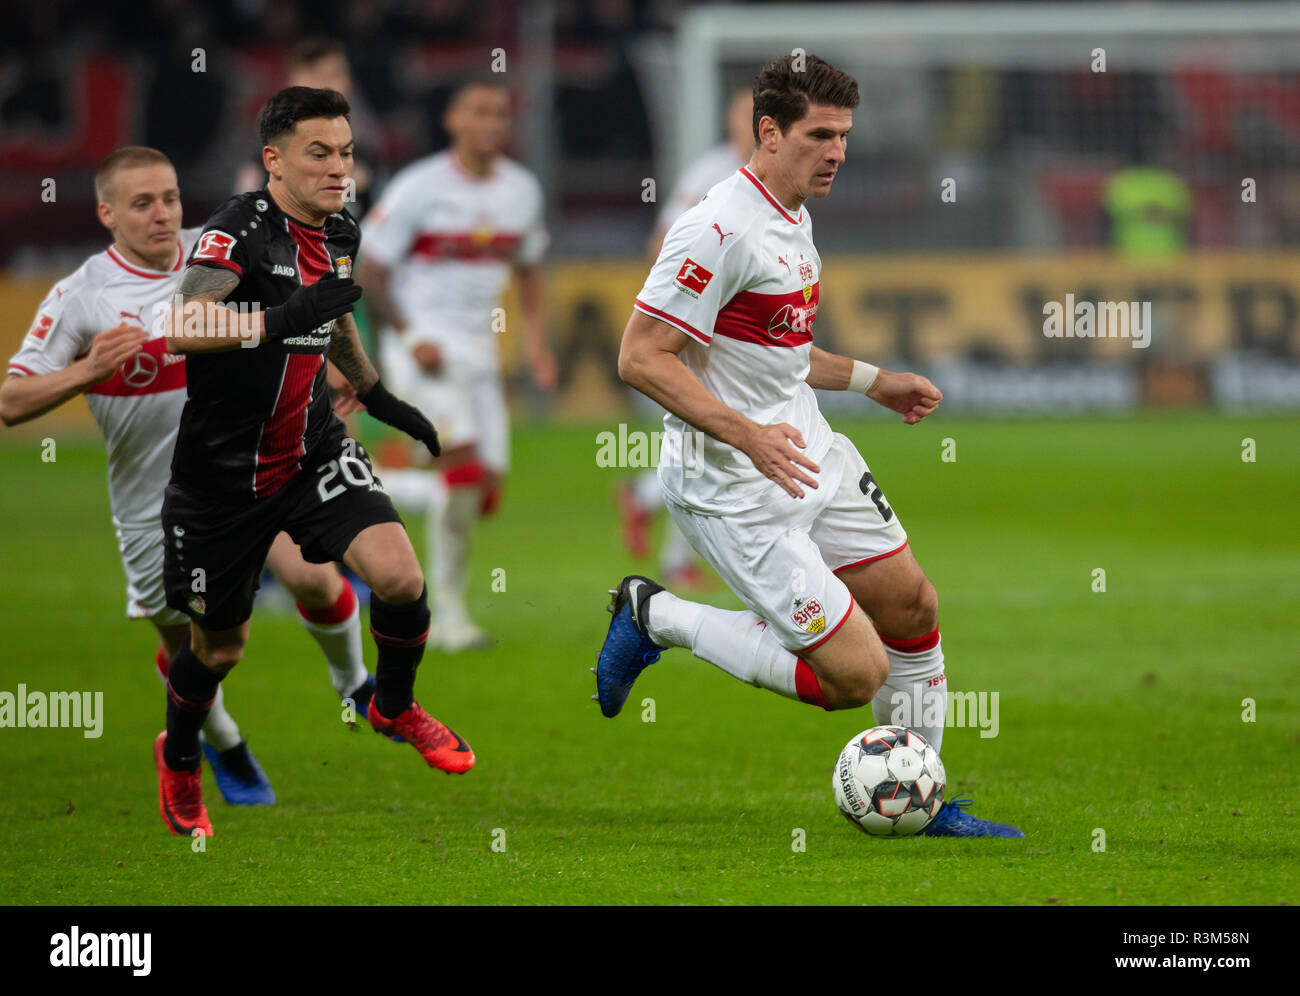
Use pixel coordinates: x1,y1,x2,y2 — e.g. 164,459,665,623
0,411,1296,905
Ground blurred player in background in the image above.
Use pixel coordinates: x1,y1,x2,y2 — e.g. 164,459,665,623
158,88,473,837
595,55,1022,838
359,79,556,651
235,38,378,215
617,85,754,590
0,147,382,808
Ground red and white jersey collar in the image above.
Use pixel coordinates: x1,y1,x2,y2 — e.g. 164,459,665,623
106,242,184,279
738,167,803,225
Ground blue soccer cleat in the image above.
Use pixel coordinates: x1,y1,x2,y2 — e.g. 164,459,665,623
201,738,276,806
919,796,1024,838
345,674,403,742
593,575,665,718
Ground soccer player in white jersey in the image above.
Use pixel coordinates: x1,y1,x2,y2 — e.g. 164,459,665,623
594,56,1022,838
618,86,756,588
0,147,386,807
358,79,555,651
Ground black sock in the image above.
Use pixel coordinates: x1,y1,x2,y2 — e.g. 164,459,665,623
163,646,221,771
370,586,430,718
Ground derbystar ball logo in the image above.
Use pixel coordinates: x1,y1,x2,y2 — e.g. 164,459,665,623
791,597,825,633
674,258,713,299
194,230,236,262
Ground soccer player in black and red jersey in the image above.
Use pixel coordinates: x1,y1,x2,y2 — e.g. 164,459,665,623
155,87,473,837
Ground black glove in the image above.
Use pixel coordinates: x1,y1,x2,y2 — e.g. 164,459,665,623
263,274,362,341
359,379,440,458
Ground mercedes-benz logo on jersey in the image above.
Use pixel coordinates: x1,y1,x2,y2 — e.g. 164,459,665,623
768,304,796,340
121,352,158,388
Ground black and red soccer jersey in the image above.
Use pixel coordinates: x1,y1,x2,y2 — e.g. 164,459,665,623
170,190,360,501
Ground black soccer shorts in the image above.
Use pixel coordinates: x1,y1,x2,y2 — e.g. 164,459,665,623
162,429,401,631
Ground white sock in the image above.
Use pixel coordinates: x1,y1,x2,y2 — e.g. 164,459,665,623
297,580,367,699
659,517,695,575
201,685,242,751
643,589,808,702
431,481,480,623
871,631,946,752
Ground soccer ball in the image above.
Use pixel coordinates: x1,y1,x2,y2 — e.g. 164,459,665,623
833,726,946,837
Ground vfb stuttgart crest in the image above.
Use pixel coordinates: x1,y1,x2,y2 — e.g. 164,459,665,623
798,260,815,303
791,596,826,634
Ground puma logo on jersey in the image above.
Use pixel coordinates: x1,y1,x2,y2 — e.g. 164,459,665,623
272,264,296,278
120,308,143,324
777,256,790,273
711,223,734,245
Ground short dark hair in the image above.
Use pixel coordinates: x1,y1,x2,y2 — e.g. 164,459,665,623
752,54,859,141
447,76,508,110
94,146,173,202
288,37,347,71
258,86,351,147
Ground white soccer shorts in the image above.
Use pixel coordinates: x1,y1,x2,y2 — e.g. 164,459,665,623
118,524,188,627
666,433,909,653
381,339,510,473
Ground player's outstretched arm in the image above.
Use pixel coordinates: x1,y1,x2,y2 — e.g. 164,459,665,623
619,309,821,498
0,323,146,427
330,313,441,458
806,345,943,425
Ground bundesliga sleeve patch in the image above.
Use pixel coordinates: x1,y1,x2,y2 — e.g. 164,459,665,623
26,314,55,350
673,258,714,299
193,230,237,263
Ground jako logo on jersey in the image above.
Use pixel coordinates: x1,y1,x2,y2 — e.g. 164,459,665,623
791,597,826,634
674,258,713,299
272,264,296,278
334,255,352,279
711,223,734,245
194,230,236,262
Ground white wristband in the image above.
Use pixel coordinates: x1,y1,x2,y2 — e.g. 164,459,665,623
849,360,880,394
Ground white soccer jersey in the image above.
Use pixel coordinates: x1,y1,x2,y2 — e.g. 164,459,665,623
656,143,746,231
362,151,547,377
7,230,199,529
634,166,832,514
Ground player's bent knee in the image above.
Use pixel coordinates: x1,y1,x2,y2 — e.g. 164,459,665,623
912,578,939,634
370,569,426,605
282,566,341,607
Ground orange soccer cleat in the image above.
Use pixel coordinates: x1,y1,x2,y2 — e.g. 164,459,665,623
154,731,213,837
367,700,475,774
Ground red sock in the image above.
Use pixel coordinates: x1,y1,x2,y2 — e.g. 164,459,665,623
794,658,832,710
296,576,357,625
154,647,170,682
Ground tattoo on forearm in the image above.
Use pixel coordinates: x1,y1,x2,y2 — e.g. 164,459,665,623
329,317,378,389
178,265,240,305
